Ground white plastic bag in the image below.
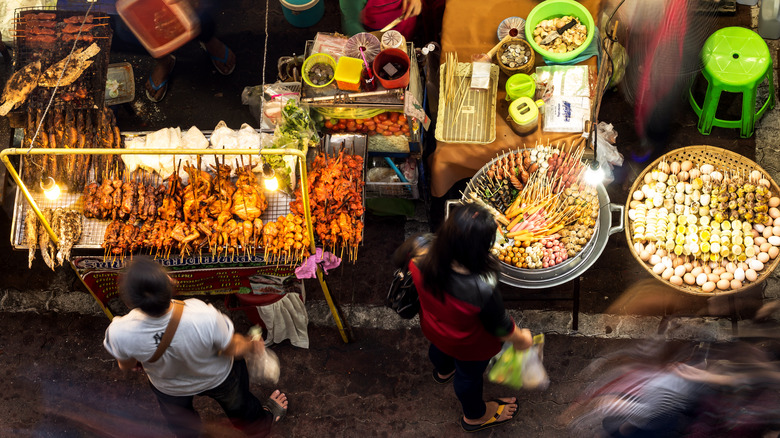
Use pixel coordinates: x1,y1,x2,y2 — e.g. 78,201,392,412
487,334,549,390
245,326,281,386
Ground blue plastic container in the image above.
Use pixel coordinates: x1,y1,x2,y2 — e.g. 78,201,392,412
280,0,324,28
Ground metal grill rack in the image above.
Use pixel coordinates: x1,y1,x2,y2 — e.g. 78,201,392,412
13,6,112,111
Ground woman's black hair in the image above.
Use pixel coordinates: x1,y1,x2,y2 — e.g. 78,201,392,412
119,256,173,317
419,202,499,299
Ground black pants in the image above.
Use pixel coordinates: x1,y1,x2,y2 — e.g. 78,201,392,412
429,343,490,420
150,359,273,438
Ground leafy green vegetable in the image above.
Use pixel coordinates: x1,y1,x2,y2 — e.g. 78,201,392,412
265,100,319,194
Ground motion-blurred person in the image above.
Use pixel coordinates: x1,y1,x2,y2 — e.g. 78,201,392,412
112,0,236,102
564,335,780,437
393,203,534,432
340,0,423,40
103,256,286,438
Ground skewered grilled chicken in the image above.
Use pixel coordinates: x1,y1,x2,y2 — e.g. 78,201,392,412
120,181,136,220
25,209,39,268
83,182,101,218
56,210,82,266
111,179,123,220
98,178,114,218
38,43,101,87
0,61,42,116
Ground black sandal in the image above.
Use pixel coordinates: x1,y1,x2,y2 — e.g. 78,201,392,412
432,369,455,384
460,399,517,433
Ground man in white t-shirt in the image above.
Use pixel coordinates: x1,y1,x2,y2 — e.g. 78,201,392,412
104,256,287,437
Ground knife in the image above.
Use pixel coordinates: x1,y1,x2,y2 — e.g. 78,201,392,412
540,19,578,45
379,15,404,33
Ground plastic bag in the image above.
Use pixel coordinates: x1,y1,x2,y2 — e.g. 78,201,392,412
245,326,281,386
595,121,623,184
487,334,549,390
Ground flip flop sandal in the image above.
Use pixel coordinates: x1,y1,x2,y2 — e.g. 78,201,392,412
263,396,287,423
432,369,455,384
460,399,518,433
145,56,176,103
202,42,236,76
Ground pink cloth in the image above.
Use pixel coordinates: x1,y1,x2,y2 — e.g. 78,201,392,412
295,248,342,279
361,0,417,39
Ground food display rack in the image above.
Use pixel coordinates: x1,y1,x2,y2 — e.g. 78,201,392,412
625,145,780,296
0,146,352,343
301,40,424,166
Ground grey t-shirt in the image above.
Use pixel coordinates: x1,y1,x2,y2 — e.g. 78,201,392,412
104,298,234,396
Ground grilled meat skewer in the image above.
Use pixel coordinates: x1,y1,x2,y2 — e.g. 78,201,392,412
25,209,39,268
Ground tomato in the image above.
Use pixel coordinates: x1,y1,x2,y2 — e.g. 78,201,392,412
336,123,347,130
324,121,333,129
398,115,407,124
346,121,357,129
378,113,388,121
376,127,385,134
382,130,393,136
373,116,382,124
347,125,358,132
365,122,376,130
388,125,400,132
389,112,399,122
393,130,404,136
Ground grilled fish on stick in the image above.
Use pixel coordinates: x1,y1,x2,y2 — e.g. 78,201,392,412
38,43,100,88
0,61,42,116
56,210,82,266
25,209,39,268
39,208,55,270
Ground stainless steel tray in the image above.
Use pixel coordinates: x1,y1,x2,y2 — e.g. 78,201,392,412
462,152,624,289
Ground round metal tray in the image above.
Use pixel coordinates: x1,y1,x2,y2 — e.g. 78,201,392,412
462,152,624,289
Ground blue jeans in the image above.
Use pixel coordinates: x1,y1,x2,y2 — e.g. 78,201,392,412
429,344,490,420
150,358,272,438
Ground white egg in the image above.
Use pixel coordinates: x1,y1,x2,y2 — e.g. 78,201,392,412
674,265,686,278
769,236,780,246
749,259,765,271
633,190,644,201
640,250,651,261
662,267,674,280
691,266,703,277
733,267,745,281
670,276,683,286
650,254,662,265
696,273,708,286
662,257,673,269
700,164,714,175
653,263,666,275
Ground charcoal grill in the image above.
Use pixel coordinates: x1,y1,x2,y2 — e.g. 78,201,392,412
13,6,112,111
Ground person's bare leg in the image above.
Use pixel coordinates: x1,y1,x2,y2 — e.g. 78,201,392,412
202,37,236,75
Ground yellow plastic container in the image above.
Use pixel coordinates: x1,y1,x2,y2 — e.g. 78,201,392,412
302,53,336,88
334,56,364,92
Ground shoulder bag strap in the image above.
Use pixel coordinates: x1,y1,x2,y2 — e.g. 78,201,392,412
148,300,185,363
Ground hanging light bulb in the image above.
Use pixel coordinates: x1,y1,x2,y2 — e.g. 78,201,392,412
584,161,605,186
40,175,61,200
262,163,279,192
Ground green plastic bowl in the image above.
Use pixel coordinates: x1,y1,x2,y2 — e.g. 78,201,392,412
525,0,595,63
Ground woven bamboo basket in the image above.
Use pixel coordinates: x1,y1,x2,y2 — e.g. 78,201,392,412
496,37,535,76
624,145,780,296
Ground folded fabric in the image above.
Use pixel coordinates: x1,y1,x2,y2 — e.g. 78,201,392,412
256,293,309,348
295,248,341,279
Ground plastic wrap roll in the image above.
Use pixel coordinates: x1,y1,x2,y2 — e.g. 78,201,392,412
381,30,406,51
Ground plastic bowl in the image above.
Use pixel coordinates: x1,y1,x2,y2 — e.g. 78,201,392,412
525,0,595,63
302,53,336,88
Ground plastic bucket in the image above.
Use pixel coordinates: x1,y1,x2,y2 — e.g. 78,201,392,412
525,0,595,63
302,53,336,88
373,48,410,89
280,0,324,28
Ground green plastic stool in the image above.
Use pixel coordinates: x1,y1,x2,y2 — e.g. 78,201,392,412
689,26,775,138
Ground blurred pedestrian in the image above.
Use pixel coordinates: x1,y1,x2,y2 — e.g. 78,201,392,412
112,0,236,103
393,203,533,432
103,256,286,437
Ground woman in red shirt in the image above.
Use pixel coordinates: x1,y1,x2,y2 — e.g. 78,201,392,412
394,203,533,432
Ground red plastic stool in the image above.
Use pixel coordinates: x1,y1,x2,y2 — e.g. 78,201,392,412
224,292,286,329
